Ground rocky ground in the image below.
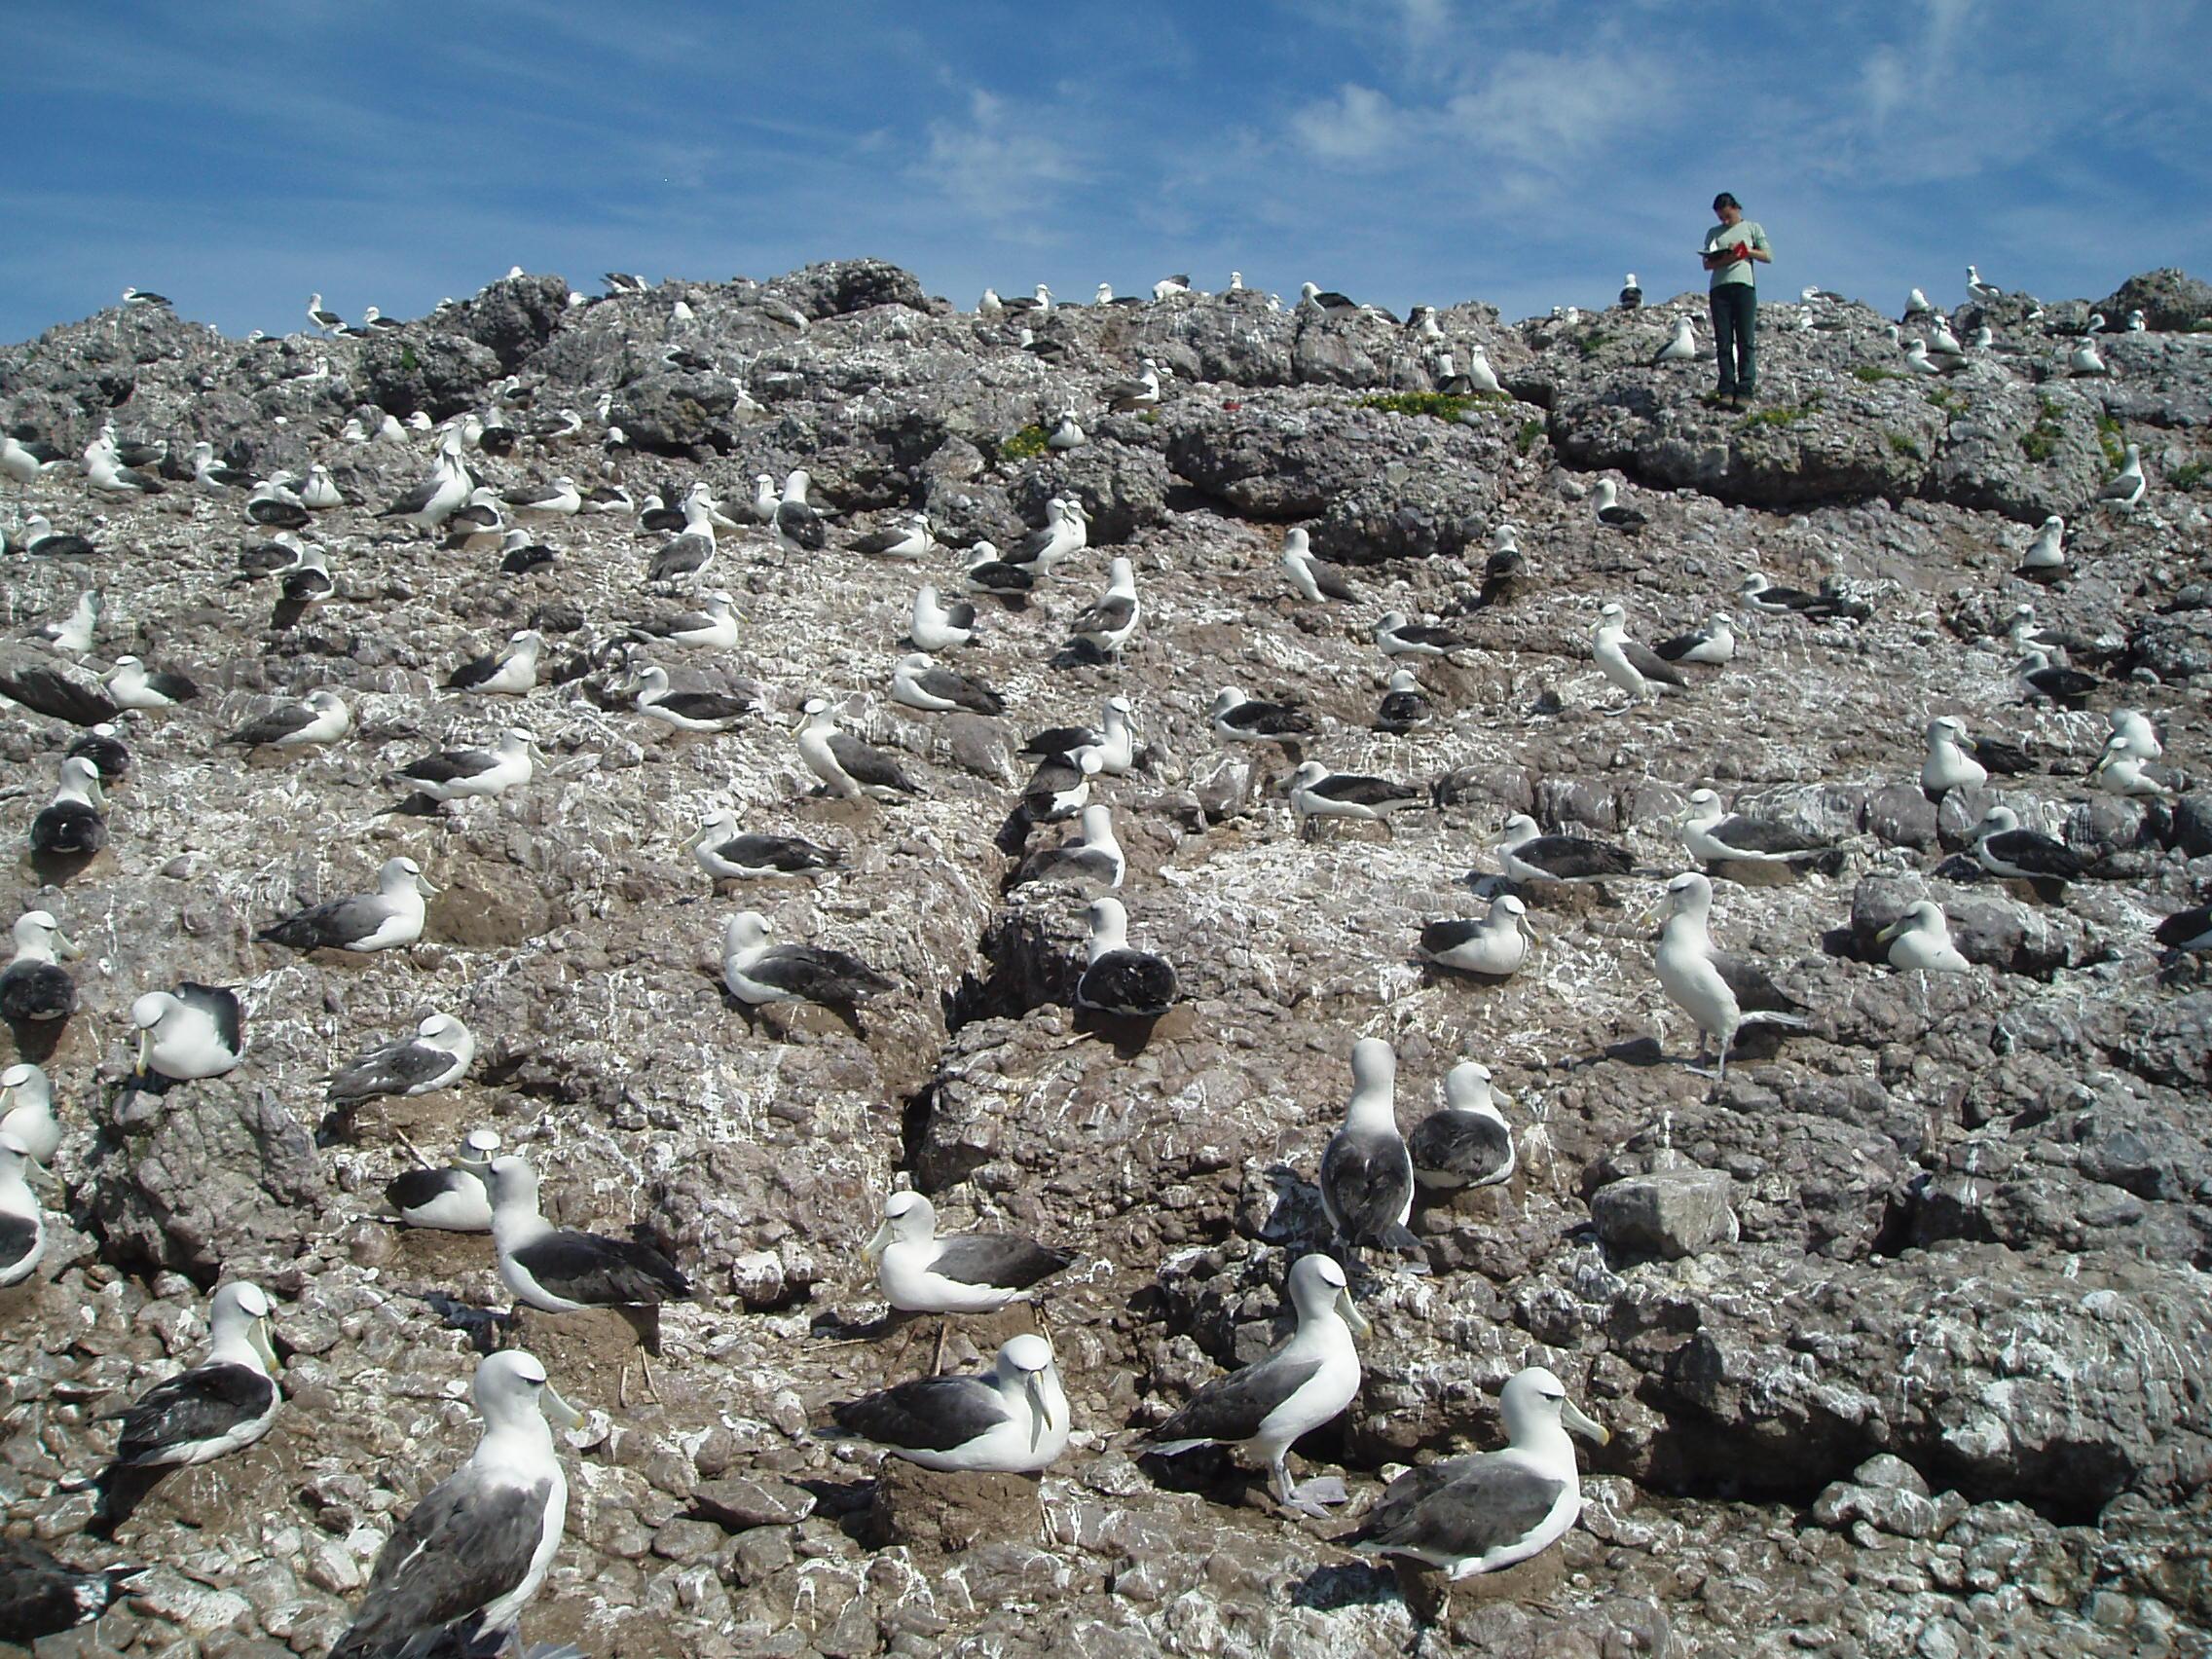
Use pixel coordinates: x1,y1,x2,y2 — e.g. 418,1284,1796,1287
1,260,2209,1657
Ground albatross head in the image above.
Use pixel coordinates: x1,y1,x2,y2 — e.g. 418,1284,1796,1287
1501,1366,1609,1448
863,1189,937,1269
998,1333,1060,1449
14,910,79,961
476,1348,586,1431
1287,1252,1370,1341
722,910,772,955
1876,900,1950,946
485,1154,543,1217
1662,870,1714,922
210,1280,280,1372
382,856,437,899
0,1131,32,1184
1445,1059,1511,1115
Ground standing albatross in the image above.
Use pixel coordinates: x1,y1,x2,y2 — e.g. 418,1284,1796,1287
1144,1253,1369,1517
1318,1038,1423,1262
486,1155,691,1369
329,1350,583,1659
1654,872,1809,1089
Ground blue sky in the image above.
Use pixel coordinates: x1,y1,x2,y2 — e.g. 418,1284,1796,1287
4,0,2207,342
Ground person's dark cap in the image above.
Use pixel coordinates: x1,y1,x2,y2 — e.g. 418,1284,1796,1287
1713,192,1741,210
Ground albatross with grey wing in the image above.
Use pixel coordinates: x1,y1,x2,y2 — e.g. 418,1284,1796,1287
0,1135,42,1286
647,490,719,587
630,665,751,734
1145,1253,1368,1516
1070,557,1141,658
0,1064,60,1165
1650,315,1697,364
84,1281,280,1532
1021,696,1137,775
225,688,351,750
1340,1366,1608,1610
65,724,130,785
1212,686,1315,745
1875,902,1972,976
447,630,543,695
797,698,922,798
1738,571,1870,621
864,1191,1075,1370
774,468,827,551
1654,872,1809,1089
1679,789,1844,873
629,590,738,651
1377,669,1431,732
846,512,933,560
258,857,435,953
1287,761,1424,840
720,910,895,1012
1419,895,1535,980
964,543,1037,603
0,1541,146,1646
101,655,199,710
14,514,95,559
31,757,107,856
329,1013,475,1108
1012,803,1125,890
891,653,1006,716
386,1128,502,1231
1376,610,1476,659
1319,1038,1422,1261
2015,515,2066,582
1493,814,1634,888
2096,443,2145,508
1654,613,1736,665
910,583,977,652
1590,479,1646,533
329,1349,583,1659
1970,805,2095,885
1014,749,1103,838
686,809,843,883
1409,1061,1516,1193
2016,648,2098,708
1006,497,1087,572
27,591,100,657
2,910,80,1027
834,1335,1069,1471
487,1155,691,1353
1921,715,2030,799
1591,604,1683,711
395,727,539,802
1280,526,1360,604
1075,897,1176,1018
130,984,242,1083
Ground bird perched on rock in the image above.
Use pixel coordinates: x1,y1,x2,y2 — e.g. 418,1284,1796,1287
486,1157,691,1372
1144,1253,1368,1517
627,590,739,652
629,664,752,734
0,1134,44,1286
1211,686,1315,745
30,591,101,655
686,810,843,883
1048,410,1087,450
0,1540,147,1646
85,1281,281,1533
1408,1062,1516,1194
395,727,539,800
1967,265,2003,303
2096,443,2146,509
257,855,435,952
909,584,977,652
0,1064,60,1166
1591,603,1685,710
1006,497,1087,572
1319,1038,1423,1262
2089,736,2167,797
1069,557,1141,659
1012,803,1125,890
1650,315,1697,364
1678,789,1844,874
64,723,130,785
647,489,719,586
327,1350,583,1659
2108,709,2161,762
1100,359,1162,412
1339,1367,1608,1610
1653,873,1809,1089
1493,815,1634,889
847,513,933,561
863,1190,1075,1371
446,630,543,695
774,468,827,551
1,910,80,1028
1619,274,1642,310
1590,479,1646,533
1281,527,1361,605
1971,805,2096,886
1419,895,1535,980
797,698,923,799
2069,338,2109,377
129,984,242,1083
720,910,895,1013
386,1128,503,1232
1021,696,1138,775
30,756,108,856
1014,748,1103,837
1653,613,1736,665
2016,648,2098,708
890,652,1005,716
1286,761,1424,841
1920,715,2030,800
1376,669,1431,732
1875,901,1972,977
2014,515,2066,582
834,1334,1069,1471
1375,610,1475,659
1074,897,1176,1018
1738,571,1870,621
328,1013,475,1107
100,655,198,710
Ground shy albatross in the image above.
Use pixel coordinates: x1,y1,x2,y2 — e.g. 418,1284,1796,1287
1341,1366,1608,1596
2017,648,2098,708
446,630,543,695
1738,571,1870,621
86,1281,280,1532
1654,613,1737,665
1021,695,1137,775
1678,789,1843,872
1590,480,1646,533
1070,557,1141,658
1875,901,1972,976
1211,686,1315,745
1006,497,1087,572
798,699,922,799
629,590,739,651
720,910,895,1012
1654,872,1809,1088
65,724,131,786
387,1128,504,1232
833,1334,1069,1472
1920,715,2030,799
910,583,977,652
2154,903,2212,954
1014,748,1102,835
1319,1038,1422,1259
101,655,199,710
891,652,1006,716
1282,526,1362,606
226,688,352,748
1651,315,1698,364
31,590,101,655
1419,895,1535,980
2015,515,2066,582
0,1063,61,1165
2109,709,2161,762
1493,814,1635,888
130,984,244,1082
1286,761,1424,840
257,856,434,952
1376,669,1431,732
488,1155,691,1338
1144,1253,1368,1516
1375,610,1475,659
686,809,843,882
1075,896,1177,1018
1012,803,1125,889
329,1349,583,1659
0,1135,42,1287
1408,1062,1516,1193
2097,444,2145,508
847,513,933,561
864,1191,1075,1370
774,468,827,552
396,727,539,801
1970,805,2095,885
0,1541,146,1646
329,1013,475,1107
1592,604,1683,709
632,664,752,734
2,910,81,1027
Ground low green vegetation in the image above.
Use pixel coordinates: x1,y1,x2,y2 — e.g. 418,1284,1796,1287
1886,430,1924,461
999,424,1049,461
2019,396,2064,464
1738,392,1824,430
1515,417,1546,456
1357,390,1478,422
1922,387,1964,414
2096,413,2127,470
1854,364,1904,384
399,346,419,373
2169,459,2210,492
1574,330,1610,359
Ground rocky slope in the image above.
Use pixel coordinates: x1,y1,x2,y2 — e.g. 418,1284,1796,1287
1,260,2209,1658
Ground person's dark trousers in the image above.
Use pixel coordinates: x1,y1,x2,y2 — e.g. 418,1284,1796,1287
1709,281,1757,396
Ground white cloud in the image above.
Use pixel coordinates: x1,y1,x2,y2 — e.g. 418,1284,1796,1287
912,89,1080,227
1290,84,1411,164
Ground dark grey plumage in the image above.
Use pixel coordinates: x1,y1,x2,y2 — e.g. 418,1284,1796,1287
0,1541,146,1646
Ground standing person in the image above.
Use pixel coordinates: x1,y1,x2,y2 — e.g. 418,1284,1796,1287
1701,193,1771,409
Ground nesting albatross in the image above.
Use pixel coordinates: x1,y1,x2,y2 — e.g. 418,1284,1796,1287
256,856,434,953
832,1334,1069,1473
864,1191,1076,1370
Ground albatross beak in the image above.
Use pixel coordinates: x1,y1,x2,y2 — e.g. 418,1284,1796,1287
134,1028,151,1075
251,1317,281,1372
1562,1398,1610,1446
54,929,83,961
1026,1372,1053,1452
540,1382,588,1430
861,1219,892,1272
1336,1286,1373,1342
1519,917,1539,946
416,872,440,897
1875,917,1904,944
